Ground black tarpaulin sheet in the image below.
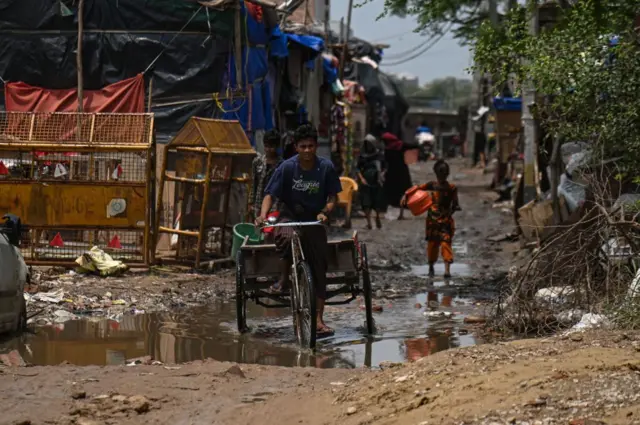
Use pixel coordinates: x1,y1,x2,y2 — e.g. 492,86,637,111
0,0,234,142
354,63,408,138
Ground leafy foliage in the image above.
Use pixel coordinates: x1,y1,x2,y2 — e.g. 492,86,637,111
358,0,511,44
406,77,473,108
473,0,640,173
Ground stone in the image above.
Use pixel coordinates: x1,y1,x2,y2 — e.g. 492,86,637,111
346,407,357,415
463,315,487,324
225,365,246,378
71,390,87,400
111,395,128,403
126,355,153,366
570,333,584,342
372,305,383,312
76,419,101,425
128,395,150,414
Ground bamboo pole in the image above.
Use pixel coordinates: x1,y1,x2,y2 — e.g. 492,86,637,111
338,0,353,81
77,0,84,113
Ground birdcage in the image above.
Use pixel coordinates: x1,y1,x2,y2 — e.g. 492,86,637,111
0,111,155,265
154,117,255,269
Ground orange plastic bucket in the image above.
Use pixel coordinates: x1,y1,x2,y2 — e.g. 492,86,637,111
404,186,432,216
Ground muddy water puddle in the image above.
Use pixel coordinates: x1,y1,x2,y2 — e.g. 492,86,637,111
1,265,490,369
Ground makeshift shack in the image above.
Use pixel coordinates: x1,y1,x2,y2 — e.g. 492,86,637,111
155,118,255,268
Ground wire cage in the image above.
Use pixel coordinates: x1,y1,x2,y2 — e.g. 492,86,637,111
155,117,255,269
0,111,155,266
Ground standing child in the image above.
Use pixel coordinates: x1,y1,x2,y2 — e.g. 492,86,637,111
406,160,460,278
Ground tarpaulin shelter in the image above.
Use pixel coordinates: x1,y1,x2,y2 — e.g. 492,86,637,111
0,0,235,143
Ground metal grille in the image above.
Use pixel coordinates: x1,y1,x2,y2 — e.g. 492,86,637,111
20,228,145,263
0,112,153,146
0,112,154,265
0,150,147,183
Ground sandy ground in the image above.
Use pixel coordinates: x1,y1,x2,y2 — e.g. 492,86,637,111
1,330,638,425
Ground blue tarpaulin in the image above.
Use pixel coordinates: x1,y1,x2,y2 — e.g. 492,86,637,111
222,2,275,144
270,30,324,59
287,33,324,53
323,56,338,84
493,97,522,112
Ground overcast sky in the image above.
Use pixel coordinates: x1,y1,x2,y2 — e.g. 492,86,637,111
330,0,472,85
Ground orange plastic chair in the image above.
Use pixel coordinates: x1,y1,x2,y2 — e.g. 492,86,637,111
337,176,358,228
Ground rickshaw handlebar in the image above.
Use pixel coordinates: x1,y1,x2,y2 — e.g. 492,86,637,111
260,220,323,229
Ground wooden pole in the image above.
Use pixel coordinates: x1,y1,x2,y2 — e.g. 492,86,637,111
77,0,84,113
339,0,354,81
147,77,154,113
234,1,243,89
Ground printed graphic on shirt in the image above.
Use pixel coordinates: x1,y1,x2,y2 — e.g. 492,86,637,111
292,177,320,194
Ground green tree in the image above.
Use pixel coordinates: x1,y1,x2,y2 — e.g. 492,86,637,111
408,77,473,108
360,0,515,44
473,0,640,173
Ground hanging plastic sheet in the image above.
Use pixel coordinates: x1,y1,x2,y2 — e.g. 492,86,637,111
270,29,324,59
0,0,233,143
4,74,145,113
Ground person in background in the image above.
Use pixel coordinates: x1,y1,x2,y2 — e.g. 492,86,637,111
249,129,283,224
382,132,412,220
357,134,387,229
404,159,460,278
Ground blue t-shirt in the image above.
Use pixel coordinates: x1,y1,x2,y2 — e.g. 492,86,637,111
265,155,342,221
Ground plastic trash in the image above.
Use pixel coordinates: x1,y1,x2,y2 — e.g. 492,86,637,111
558,173,586,212
75,246,128,277
568,313,611,333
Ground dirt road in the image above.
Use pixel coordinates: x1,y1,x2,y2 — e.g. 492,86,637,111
6,159,595,425
2,330,639,425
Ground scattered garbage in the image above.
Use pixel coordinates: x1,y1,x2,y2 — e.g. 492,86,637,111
558,173,586,213
75,246,128,276
629,268,640,298
535,286,575,306
567,313,611,334
0,350,26,367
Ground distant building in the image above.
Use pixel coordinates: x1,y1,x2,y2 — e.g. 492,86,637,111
275,0,327,25
389,72,420,94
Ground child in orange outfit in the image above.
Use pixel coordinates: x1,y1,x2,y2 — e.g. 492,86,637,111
413,160,460,278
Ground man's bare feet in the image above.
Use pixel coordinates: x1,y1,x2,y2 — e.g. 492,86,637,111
428,265,435,278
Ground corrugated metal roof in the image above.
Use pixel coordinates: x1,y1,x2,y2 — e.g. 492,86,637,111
168,117,255,155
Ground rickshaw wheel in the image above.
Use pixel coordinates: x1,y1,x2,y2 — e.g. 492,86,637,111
361,243,375,335
292,261,317,350
235,251,248,333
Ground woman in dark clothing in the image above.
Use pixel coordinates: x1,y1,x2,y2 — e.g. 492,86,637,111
382,132,412,220
357,135,387,229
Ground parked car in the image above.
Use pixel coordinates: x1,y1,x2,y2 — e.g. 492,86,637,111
0,214,28,335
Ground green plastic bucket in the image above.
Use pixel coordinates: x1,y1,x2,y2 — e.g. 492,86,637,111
231,223,263,261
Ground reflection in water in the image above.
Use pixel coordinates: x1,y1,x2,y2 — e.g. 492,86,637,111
1,277,483,368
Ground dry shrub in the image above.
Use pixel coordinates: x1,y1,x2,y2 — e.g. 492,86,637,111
493,165,640,335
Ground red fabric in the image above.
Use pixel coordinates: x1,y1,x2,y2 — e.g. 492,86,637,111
382,132,403,151
4,74,145,113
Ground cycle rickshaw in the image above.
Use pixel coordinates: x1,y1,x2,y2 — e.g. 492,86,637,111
235,219,374,349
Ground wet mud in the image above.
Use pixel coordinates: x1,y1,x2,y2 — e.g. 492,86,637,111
1,160,515,369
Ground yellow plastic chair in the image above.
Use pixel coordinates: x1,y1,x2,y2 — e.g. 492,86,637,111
337,176,358,228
